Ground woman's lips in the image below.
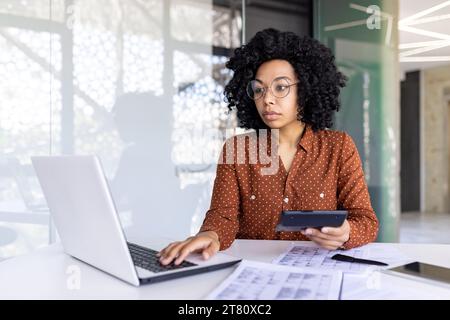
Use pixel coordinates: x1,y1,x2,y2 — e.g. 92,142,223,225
263,112,281,121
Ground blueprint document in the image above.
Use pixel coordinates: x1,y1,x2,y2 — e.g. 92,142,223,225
206,260,342,300
272,243,412,273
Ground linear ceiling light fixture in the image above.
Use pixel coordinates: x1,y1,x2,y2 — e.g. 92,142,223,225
399,1,450,26
400,56,450,62
399,1,450,63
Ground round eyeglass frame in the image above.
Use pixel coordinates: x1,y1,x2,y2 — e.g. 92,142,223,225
246,78,299,100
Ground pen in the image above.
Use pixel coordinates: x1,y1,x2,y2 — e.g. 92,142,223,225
331,254,389,266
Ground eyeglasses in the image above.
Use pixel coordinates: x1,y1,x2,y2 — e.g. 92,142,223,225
246,78,298,100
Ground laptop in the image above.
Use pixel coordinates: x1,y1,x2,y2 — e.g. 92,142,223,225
31,155,241,286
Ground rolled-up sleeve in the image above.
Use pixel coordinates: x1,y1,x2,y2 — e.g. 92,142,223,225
199,141,240,250
337,133,379,249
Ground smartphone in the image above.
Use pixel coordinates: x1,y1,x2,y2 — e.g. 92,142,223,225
275,210,348,232
383,262,450,289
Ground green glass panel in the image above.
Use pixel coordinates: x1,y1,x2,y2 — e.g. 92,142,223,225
314,0,400,242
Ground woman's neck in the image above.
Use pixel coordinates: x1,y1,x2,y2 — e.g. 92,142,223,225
278,121,305,148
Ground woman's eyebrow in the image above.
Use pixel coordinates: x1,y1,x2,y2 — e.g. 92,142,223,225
274,76,292,81
255,76,293,83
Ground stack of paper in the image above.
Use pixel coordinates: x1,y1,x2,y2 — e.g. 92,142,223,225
207,242,417,300
206,260,342,300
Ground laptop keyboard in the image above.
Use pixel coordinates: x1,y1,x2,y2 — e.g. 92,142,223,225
127,242,197,273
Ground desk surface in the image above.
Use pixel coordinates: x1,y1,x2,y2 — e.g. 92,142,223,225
1,239,450,299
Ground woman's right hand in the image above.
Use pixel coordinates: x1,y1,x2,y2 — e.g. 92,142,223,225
157,231,220,266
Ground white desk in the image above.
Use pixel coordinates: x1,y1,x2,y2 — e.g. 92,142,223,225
1,239,450,299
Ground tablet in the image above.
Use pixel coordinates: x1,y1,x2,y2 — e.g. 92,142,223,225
275,210,348,232
382,262,450,289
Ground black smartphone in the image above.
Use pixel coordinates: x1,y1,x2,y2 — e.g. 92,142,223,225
275,210,348,232
383,262,450,288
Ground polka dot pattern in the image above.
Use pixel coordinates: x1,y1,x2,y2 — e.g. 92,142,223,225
199,125,379,250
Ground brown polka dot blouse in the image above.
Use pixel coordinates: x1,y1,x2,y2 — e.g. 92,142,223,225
199,125,379,250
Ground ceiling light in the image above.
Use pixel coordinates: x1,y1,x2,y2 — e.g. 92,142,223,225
399,25,450,41
400,43,450,57
400,56,450,62
399,40,450,49
402,13,450,26
399,1,450,26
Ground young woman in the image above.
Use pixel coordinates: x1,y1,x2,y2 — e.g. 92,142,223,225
158,28,379,266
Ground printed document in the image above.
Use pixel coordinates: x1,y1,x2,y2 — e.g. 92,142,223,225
206,260,342,300
272,243,411,273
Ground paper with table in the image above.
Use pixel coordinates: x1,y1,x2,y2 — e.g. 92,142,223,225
270,242,423,299
272,242,412,273
207,242,417,300
206,260,343,300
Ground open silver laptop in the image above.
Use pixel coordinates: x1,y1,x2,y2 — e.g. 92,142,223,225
31,155,240,286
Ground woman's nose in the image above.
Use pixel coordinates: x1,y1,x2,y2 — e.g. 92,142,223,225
263,89,276,105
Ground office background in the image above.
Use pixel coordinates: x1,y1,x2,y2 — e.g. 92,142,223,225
1,0,450,260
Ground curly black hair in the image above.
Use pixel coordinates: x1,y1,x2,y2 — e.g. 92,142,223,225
224,28,347,132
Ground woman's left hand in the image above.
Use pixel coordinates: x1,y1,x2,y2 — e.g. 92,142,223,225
301,219,351,250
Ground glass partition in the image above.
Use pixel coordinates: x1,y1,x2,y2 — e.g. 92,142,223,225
314,0,400,242
0,0,242,259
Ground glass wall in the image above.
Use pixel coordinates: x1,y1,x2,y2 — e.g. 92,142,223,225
314,0,400,242
1,0,399,258
0,0,243,259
